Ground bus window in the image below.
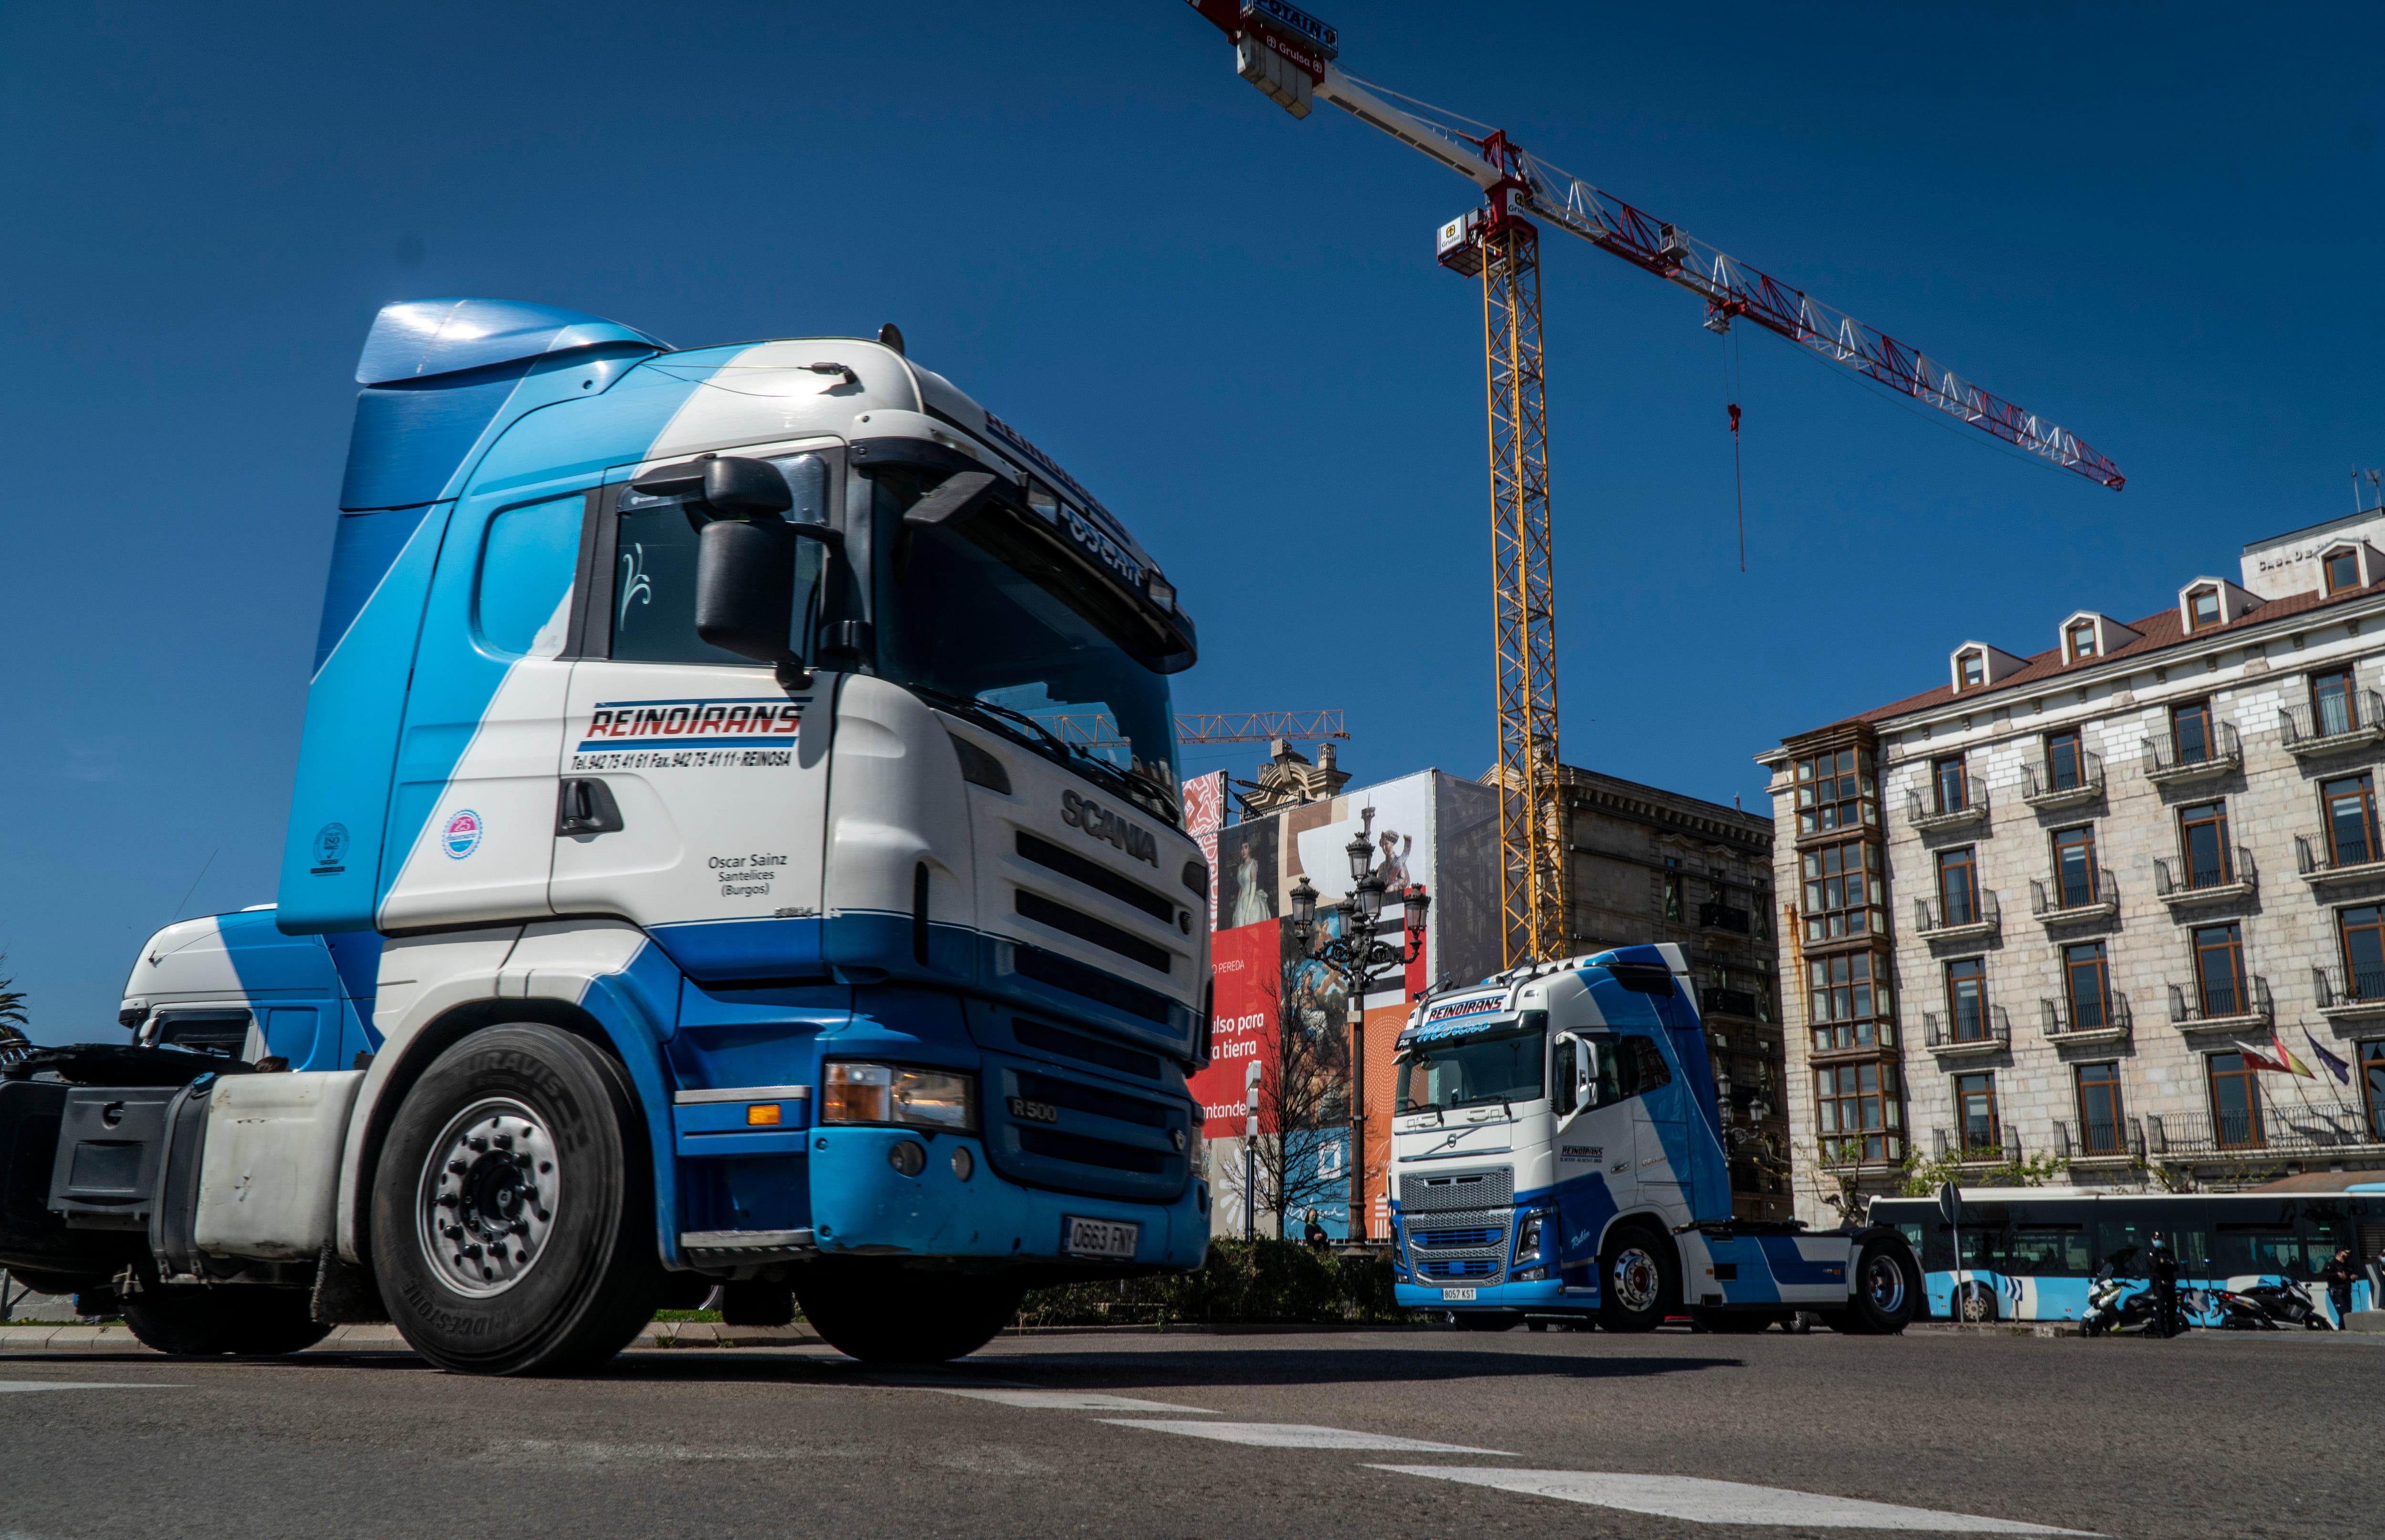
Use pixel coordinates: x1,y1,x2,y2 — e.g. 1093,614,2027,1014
2216,1224,2304,1278
1892,1221,1927,1267
2007,1224,2091,1277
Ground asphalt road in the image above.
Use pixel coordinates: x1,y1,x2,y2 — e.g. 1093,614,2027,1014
0,1326,2367,1539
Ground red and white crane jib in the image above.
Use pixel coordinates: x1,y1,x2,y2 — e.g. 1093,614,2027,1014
1180,0,2126,491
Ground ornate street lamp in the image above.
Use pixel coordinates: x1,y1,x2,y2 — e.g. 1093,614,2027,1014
1288,808,1429,1248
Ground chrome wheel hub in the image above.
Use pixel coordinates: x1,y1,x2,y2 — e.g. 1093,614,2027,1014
1611,1246,1661,1313
417,1098,559,1298
1863,1254,1906,1314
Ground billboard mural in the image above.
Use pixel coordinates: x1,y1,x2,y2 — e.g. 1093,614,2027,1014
1182,770,1227,931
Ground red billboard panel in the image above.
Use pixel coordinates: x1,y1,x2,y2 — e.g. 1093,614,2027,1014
1191,918,1287,1137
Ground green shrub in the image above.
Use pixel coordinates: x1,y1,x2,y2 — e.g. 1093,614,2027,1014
1016,1240,1410,1327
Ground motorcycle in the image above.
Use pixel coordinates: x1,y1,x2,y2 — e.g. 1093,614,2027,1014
2082,1267,2175,1336
2216,1281,2334,1330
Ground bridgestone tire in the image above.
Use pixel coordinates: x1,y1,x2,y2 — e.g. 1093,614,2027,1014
121,1285,330,1356
1597,1223,1678,1333
792,1265,1022,1364
371,1025,662,1376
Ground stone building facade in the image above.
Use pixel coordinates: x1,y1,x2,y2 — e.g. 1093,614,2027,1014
1760,509,2385,1224
1555,766,1790,1220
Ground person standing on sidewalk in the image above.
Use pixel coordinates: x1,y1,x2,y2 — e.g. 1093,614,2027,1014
2146,1233,2181,1338
2319,1247,2357,1326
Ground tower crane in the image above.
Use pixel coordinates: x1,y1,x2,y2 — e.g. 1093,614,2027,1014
1181,0,2125,967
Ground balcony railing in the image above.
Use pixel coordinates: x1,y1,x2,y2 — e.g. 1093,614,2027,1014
2030,867,2118,923
2294,833,2385,886
2166,974,2273,1031
2141,1103,2384,1158
2278,689,2385,756
1931,1126,2024,1163
1923,1004,2010,1054
1906,785,1990,831
2312,962,2385,1018
2053,1116,2146,1161
1914,889,2000,941
2140,719,2242,783
2042,992,2133,1044
1696,901,1751,934
2020,750,2105,809
2154,845,2257,907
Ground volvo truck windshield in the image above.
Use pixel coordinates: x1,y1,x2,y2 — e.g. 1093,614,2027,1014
1395,1018,1546,1113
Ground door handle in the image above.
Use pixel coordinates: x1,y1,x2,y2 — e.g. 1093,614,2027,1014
556,778,624,837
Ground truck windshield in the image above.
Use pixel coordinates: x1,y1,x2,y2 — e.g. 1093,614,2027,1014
1396,1024,1545,1113
875,473,1180,819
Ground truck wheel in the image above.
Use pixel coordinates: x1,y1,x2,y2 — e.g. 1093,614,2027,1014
371,1024,663,1375
1833,1236,1922,1335
121,1286,329,1355
792,1264,1021,1363
1597,1223,1677,1333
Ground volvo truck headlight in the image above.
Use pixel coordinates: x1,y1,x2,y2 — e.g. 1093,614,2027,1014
1515,1209,1553,1260
821,1063,979,1132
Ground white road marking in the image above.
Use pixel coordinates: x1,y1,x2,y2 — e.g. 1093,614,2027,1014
1370,1468,2100,1535
935,1389,1219,1413
1100,1420,1514,1454
0,1383,180,1394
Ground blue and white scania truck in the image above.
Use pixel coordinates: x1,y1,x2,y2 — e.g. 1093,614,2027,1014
0,299,1212,1370
1388,944,1921,1333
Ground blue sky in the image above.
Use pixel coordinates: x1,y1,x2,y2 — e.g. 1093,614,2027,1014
3,2,2379,1040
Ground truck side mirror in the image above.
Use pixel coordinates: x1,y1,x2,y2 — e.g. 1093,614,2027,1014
702,456,795,518
695,518,802,680
1576,1039,1597,1107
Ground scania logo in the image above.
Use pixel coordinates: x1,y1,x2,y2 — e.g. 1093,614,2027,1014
1061,790,1158,868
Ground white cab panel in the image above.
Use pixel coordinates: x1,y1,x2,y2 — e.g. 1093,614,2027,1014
381,657,574,928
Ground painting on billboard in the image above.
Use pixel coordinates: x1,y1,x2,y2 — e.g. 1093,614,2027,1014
1181,771,1227,931
1218,816,1279,930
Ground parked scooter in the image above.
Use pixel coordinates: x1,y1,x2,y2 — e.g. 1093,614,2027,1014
2083,1267,2173,1336
2215,1281,2334,1330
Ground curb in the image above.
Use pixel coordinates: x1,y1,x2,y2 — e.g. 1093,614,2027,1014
1906,1322,2083,1338
0,1322,825,1353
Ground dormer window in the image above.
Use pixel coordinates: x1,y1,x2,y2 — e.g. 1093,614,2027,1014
2067,620,2098,661
1958,650,1984,689
2326,546,2363,595
2187,585,2221,631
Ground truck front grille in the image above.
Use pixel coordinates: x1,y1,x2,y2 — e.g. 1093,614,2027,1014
1399,1166,1514,1212
1398,1167,1514,1288
981,1050,1191,1204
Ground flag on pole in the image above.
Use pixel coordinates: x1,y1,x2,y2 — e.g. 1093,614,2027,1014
2232,1040,2285,1072
2304,1028,2354,1085
2268,1031,2316,1078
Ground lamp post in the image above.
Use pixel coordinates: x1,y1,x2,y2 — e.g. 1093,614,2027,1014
1288,809,1429,1247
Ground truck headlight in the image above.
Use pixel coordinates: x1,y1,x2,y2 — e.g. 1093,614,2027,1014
821,1063,978,1132
1515,1209,1552,1260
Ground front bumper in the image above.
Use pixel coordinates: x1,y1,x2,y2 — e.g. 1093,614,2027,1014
808,1127,1209,1271
1396,1276,1576,1312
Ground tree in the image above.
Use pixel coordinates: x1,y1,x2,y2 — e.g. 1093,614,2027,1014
0,954,26,1052
1245,935,1352,1240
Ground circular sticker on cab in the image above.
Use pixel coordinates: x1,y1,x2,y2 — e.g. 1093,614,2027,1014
443,809,484,859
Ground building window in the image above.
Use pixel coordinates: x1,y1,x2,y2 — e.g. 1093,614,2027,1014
1808,951,1893,1052
2363,1042,2385,1141
1663,859,1682,922
2178,801,2232,889
2052,825,2098,908
2323,773,2378,868
2325,546,2362,596
1955,1071,2000,1156
1932,756,1969,815
1816,1062,1899,1161
2187,586,2221,630
2044,729,2086,793
2340,905,2385,1003
1936,847,1979,926
2171,699,2215,765
2064,941,2113,1031
2193,922,2248,1017
2207,1053,2264,1148
1945,957,1987,1042
2076,1063,2126,1156
1795,749,1876,835
1958,650,1984,689
2312,667,2358,738
1801,839,1881,941
2067,620,2098,661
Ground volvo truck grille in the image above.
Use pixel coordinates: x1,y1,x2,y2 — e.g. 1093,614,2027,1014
1399,1166,1514,1212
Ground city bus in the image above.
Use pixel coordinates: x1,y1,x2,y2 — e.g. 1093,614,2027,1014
1868,1188,2382,1326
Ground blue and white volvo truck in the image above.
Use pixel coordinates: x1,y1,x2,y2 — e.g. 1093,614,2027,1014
0,300,1212,1371
1389,945,1920,1333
